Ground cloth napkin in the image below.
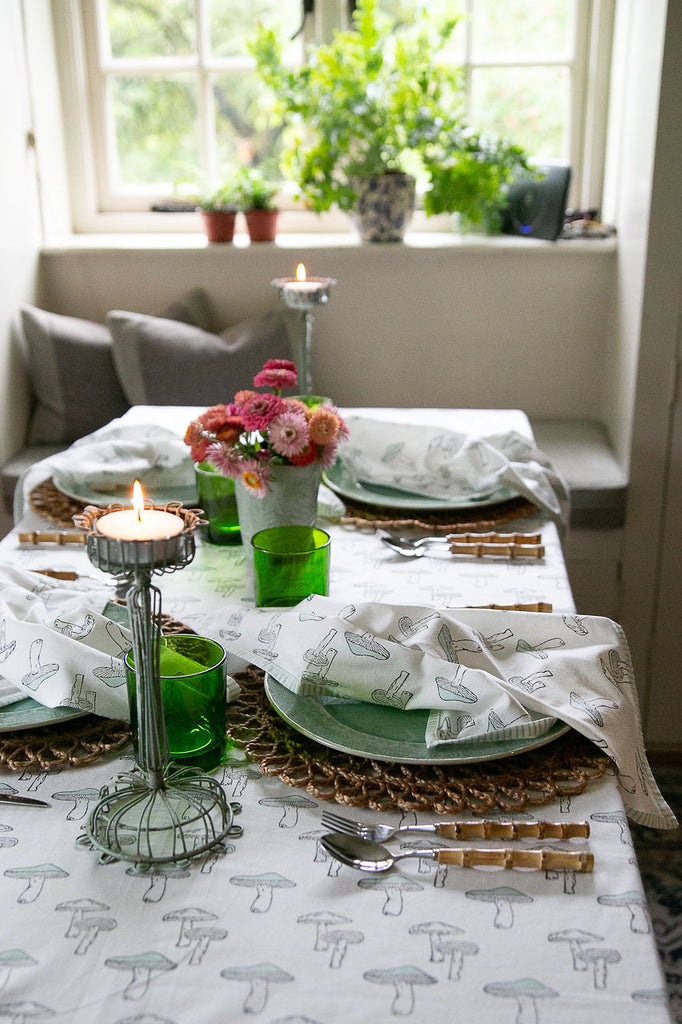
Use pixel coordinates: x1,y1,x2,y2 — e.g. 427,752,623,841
340,417,570,524
45,421,197,504
0,564,240,720
194,595,676,830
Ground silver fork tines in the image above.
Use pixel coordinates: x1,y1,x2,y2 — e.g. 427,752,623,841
320,809,590,842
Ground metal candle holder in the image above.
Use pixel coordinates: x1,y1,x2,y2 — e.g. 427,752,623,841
73,500,239,867
271,275,336,394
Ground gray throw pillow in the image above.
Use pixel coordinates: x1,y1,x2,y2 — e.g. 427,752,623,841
20,307,130,444
20,289,215,444
107,310,293,406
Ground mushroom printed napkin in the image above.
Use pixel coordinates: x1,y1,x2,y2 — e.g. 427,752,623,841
339,417,570,524
203,595,676,830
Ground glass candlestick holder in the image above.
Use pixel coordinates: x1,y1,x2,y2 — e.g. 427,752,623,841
271,274,336,394
72,500,240,867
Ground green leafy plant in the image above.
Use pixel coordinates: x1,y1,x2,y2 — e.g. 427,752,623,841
234,166,279,211
193,178,240,212
250,0,464,214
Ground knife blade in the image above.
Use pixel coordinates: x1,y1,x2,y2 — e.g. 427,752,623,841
0,793,50,807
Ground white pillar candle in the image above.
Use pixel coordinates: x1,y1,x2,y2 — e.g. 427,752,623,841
96,481,184,541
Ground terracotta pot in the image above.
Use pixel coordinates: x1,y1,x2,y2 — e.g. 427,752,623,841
200,209,237,243
244,208,279,243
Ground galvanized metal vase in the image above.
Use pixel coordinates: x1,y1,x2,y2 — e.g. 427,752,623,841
235,462,322,563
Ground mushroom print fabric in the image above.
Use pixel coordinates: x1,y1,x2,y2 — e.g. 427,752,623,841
201,596,677,829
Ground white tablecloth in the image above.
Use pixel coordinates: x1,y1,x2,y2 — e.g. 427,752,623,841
0,408,671,1023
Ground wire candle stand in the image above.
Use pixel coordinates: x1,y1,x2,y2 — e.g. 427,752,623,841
73,500,241,868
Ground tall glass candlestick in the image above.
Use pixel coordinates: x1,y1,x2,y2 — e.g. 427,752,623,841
73,494,239,867
272,263,336,394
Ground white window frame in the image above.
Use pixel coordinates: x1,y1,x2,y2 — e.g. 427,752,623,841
52,0,614,234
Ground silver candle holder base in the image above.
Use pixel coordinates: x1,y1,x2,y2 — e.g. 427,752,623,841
272,275,336,394
73,502,240,867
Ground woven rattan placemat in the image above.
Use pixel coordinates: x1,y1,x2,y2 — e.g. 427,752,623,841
226,667,610,815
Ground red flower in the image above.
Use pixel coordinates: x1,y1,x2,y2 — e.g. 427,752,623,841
190,439,211,463
199,404,229,431
289,442,318,466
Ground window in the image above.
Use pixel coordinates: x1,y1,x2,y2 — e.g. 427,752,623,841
56,0,613,229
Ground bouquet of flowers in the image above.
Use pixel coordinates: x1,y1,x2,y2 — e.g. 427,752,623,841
184,359,348,497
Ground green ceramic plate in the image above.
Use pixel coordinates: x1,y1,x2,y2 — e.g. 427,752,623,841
264,675,569,765
324,459,517,511
53,469,198,509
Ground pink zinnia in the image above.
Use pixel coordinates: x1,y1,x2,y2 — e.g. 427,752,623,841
253,364,298,390
319,437,340,469
234,389,256,407
267,410,309,458
240,393,285,432
239,458,271,498
207,441,242,479
309,408,341,445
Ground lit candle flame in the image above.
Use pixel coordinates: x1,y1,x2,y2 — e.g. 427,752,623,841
132,480,144,523
295,263,307,282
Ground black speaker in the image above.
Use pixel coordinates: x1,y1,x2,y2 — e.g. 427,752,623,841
501,161,571,241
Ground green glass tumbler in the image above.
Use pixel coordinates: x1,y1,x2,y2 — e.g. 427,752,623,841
194,461,240,544
125,634,228,773
252,526,331,607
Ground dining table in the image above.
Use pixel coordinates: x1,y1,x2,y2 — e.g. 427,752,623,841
0,405,675,1024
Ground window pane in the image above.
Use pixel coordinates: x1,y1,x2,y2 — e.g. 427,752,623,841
110,76,200,186
213,72,284,171
375,0,466,62
106,0,196,59
209,0,302,63
470,65,569,158
471,0,574,60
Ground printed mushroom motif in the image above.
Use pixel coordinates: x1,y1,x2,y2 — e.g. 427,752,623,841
581,946,621,989
297,911,351,951
408,922,464,963
465,886,533,929
220,963,293,1013
326,928,364,969
74,916,117,955
51,789,99,821
364,964,436,1016
0,950,37,991
115,1015,176,1024
435,937,478,981
547,929,604,971
597,890,651,933
590,811,631,844
105,952,176,1000
258,796,317,829
484,978,558,1023
230,872,296,913
125,865,190,903
185,926,228,966
56,898,110,938
358,875,423,916
4,864,68,904
0,1001,55,1023
162,907,218,947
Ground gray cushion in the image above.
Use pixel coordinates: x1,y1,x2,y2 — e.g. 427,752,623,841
107,310,293,406
20,307,129,444
20,289,215,444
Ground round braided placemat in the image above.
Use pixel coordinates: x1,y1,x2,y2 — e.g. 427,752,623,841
226,667,610,814
0,611,194,773
338,494,538,532
30,478,88,527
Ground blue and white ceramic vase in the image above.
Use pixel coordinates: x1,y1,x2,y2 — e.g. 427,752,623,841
350,172,416,242
235,462,322,563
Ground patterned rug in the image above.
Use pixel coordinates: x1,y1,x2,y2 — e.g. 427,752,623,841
631,765,682,1021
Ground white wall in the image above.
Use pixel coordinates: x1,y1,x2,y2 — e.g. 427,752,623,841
0,1,43,466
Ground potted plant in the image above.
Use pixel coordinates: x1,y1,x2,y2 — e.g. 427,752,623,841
251,0,534,240
195,181,240,243
250,0,463,242
235,167,280,243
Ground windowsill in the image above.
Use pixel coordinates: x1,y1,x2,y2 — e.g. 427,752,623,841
42,230,617,254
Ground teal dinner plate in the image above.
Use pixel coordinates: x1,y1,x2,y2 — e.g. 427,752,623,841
324,459,517,511
264,675,569,765
0,699,85,733
53,469,198,509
